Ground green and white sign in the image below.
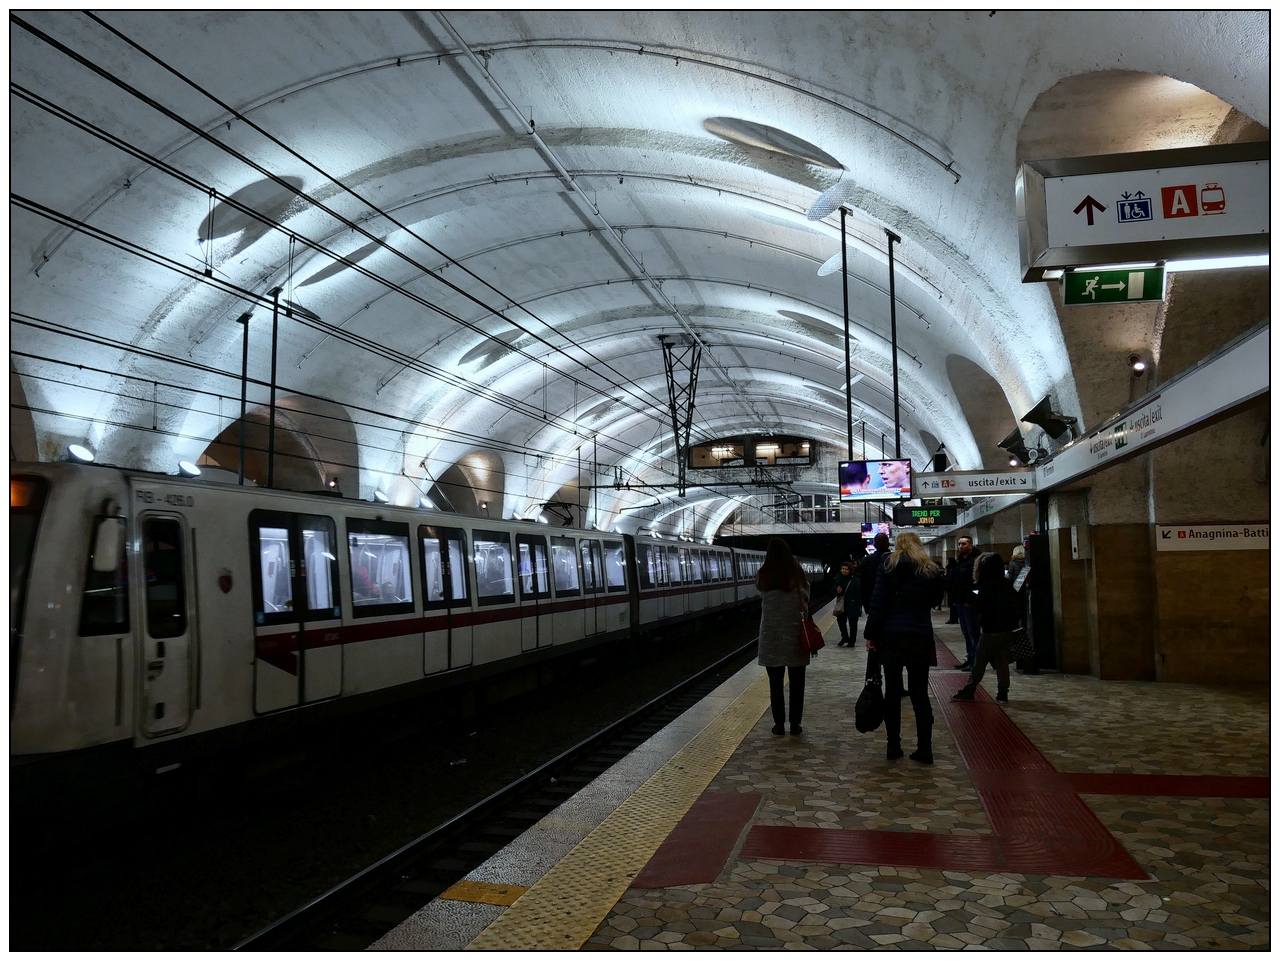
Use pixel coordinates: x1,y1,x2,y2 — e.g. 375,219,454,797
1062,267,1165,306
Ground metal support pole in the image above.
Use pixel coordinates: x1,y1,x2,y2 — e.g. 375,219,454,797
267,287,281,489
236,312,251,485
885,229,902,458
841,207,853,460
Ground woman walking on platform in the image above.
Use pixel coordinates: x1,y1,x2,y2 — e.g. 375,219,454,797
863,532,946,764
756,538,811,736
833,560,860,646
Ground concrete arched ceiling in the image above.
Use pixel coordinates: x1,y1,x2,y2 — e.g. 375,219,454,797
10,11,1269,534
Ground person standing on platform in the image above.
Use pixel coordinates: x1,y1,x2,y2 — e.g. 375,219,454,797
863,532,945,764
944,557,959,623
858,532,891,680
949,536,980,670
755,538,811,736
953,552,1021,703
833,560,860,646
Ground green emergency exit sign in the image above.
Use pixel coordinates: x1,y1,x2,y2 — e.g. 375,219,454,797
1062,267,1166,306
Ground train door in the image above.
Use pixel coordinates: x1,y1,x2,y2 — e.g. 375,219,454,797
136,513,195,736
515,534,550,652
421,526,471,672
249,510,342,713
580,538,605,635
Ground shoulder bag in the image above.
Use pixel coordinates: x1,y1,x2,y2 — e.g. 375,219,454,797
854,677,884,733
802,614,826,655
1010,626,1034,661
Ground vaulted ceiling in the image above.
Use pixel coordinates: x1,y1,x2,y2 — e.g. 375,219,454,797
10,11,1269,538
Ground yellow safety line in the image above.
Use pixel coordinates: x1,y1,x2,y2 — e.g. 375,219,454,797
439,879,529,906
465,672,772,950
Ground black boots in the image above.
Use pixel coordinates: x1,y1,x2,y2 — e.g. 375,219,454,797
911,716,933,764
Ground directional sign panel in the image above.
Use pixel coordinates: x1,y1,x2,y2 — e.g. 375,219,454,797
1017,142,1269,280
1063,267,1165,305
913,470,1036,497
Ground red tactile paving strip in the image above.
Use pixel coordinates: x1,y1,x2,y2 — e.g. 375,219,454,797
1063,772,1270,798
631,792,761,888
737,631,1149,880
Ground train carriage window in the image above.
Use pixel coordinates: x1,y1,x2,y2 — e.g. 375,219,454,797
143,518,187,639
80,516,130,636
516,534,551,599
420,526,470,610
255,524,294,617
550,536,580,596
678,548,692,583
636,545,655,590
302,522,338,614
721,552,731,581
473,531,515,605
689,550,703,583
654,546,669,586
665,547,681,584
347,518,414,618
580,540,604,593
603,541,627,592
707,551,720,582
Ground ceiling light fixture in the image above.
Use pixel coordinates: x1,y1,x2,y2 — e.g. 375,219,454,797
1165,254,1268,272
373,490,389,503
178,461,202,477
1129,354,1147,376
67,443,95,463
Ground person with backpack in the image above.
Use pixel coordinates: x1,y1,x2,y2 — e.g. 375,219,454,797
952,552,1021,703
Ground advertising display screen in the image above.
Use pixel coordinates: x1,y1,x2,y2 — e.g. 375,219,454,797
860,522,892,537
839,460,913,501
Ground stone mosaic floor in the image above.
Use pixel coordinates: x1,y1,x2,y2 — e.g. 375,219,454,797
586,616,1270,950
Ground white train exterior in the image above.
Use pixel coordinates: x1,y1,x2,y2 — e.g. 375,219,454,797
11,463,824,769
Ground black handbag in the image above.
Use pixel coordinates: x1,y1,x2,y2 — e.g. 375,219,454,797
1010,627,1034,661
854,677,884,733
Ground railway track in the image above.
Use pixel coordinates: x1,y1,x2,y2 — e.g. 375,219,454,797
234,631,766,950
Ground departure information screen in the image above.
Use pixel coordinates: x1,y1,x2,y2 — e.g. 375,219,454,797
892,505,958,526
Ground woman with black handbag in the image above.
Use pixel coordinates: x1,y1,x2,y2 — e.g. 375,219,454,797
832,560,860,646
756,538,811,736
863,532,945,764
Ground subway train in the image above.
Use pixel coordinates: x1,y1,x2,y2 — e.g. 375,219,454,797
10,462,824,775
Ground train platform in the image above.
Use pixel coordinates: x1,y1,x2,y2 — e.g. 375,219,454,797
372,602,1269,951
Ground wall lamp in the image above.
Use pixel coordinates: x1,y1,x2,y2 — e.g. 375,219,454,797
1129,353,1147,376
178,461,202,477
67,444,95,463
373,490,389,503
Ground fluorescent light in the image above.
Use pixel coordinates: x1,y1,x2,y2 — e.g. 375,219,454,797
1077,261,1158,272
1166,254,1268,272
178,460,202,477
68,444,95,463
1042,269,1064,281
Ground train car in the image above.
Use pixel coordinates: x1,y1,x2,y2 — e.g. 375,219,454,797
11,463,822,775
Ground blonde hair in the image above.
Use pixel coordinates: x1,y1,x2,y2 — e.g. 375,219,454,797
972,552,987,583
1011,546,1026,562
885,531,942,577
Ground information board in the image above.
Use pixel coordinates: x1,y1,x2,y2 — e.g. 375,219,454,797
892,505,958,527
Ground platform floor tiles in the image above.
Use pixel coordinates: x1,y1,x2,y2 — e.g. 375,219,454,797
586,615,1269,951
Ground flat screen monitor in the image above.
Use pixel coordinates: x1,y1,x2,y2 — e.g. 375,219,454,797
860,522,874,536
839,459,912,501
860,522,892,537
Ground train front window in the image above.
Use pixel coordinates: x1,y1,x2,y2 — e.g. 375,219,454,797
143,518,187,639
604,541,626,592
79,516,129,636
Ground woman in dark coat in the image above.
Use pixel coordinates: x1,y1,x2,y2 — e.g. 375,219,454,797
755,538,810,735
832,560,860,646
863,532,946,763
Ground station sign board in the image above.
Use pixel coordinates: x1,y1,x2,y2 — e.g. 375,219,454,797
1156,524,1268,552
913,469,1036,497
1062,267,1166,306
892,505,958,527
1017,142,1269,281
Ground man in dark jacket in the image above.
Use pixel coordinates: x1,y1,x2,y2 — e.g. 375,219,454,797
953,552,1020,702
949,536,980,670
